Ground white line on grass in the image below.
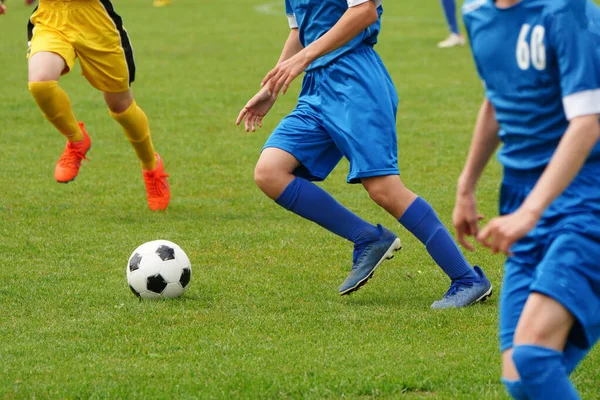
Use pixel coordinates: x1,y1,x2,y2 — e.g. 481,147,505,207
254,1,442,24
255,1,280,16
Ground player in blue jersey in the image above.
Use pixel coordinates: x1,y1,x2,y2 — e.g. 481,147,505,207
455,0,600,398
438,0,466,48
236,0,492,308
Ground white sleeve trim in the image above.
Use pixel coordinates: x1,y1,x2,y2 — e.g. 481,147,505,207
348,0,382,7
562,89,600,120
287,14,298,29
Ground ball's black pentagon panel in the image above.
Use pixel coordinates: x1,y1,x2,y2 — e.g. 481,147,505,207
147,274,168,293
129,284,141,297
129,253,142,272
180,268,191,288
155,245,175,261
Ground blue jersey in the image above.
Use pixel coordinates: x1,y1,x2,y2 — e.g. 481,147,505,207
285,0,383,71
463,0,600,172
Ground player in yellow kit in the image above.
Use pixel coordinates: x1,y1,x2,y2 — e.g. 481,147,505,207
0,0,37,8
153,0,172,7
21,0,170,211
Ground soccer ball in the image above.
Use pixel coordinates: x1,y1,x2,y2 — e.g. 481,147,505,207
126,240,192,299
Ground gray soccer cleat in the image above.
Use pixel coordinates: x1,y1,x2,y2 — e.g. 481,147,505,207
430,266,492,309
339,225,402,295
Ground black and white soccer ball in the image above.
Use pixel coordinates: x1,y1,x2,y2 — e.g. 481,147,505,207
127,240,192,299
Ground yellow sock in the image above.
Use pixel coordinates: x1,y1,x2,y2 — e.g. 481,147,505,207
28,81,83,142
110,101,157,171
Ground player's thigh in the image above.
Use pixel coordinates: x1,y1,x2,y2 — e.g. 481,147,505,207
514,293,575,349
27,7,77,82
256,148,302,177
28,51,69,82
72,2,134,93
28,34,75,82
320,48,399,183
529,230,600,352
264,104,342,183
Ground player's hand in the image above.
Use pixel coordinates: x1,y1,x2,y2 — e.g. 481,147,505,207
236,87,277,132
261,50,311,97
453,192,483,251
476,208,539,255
0,1,7,15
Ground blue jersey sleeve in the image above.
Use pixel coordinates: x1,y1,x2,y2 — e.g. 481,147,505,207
285,0,298,28
548,5,600,119
462,9,487,88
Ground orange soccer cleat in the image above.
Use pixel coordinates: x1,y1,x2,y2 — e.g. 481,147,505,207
54,122,91,183
143,153,170,211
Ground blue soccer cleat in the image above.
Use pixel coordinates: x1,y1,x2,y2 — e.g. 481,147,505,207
339,225,402,295
430,266,492,309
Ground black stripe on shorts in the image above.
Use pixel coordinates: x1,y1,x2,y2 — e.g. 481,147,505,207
27,6,38,42
98,0,136,85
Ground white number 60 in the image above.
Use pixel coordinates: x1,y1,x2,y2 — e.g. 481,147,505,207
516,24,546,71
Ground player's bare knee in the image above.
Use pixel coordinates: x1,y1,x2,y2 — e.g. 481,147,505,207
105,91,134,114
365,181,392,207
107,99,132,114
254,162,283,198
253,163,268,188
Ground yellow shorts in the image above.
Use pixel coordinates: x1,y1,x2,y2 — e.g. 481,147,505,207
28,0,135,93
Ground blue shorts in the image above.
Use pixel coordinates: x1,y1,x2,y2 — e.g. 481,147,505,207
263,45,399,183
499,165,600,356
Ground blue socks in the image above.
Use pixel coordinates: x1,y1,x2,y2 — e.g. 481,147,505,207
441,0,459,34
512,345,581,400
501,344,586,399
276,182,478,283
398,197,477,281
502,378,528,400
276,177,381,244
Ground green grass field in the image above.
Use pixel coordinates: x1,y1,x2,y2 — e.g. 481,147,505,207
1,1,599,398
